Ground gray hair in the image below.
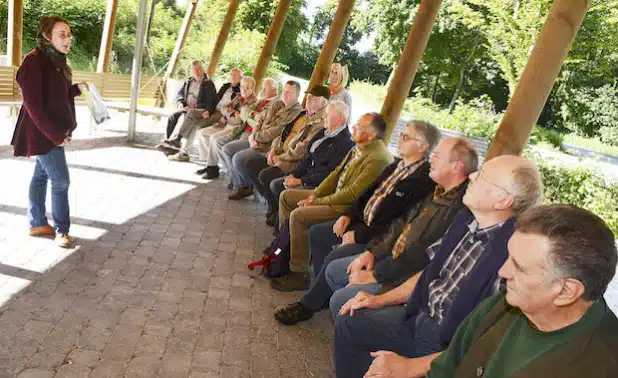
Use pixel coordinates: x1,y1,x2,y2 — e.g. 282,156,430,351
509,164,543,214
263,77,278,94
407,120,441,157
241,76,256,89
449,138,479,175
327,100,350,123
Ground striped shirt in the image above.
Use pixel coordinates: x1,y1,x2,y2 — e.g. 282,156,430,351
426,219,504,324
363,159,424,226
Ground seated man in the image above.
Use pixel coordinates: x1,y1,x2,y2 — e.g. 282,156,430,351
194,76,258,178
156,60,215,152
275,134,466,325
198,77,279,180
334,155,543,378
269,112,394,292
325,138,478,313
166,68,242,161
227,80,304,199
244,85,331,220
371,205,618,378
268,99,355,210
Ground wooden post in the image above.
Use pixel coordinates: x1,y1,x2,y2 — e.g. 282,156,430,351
206,0,241,78
7,0,24,66
303,0,355,104
253,0,293,92
128,0,150,142
486,0,589,159
156,0,199,107
97,0,120,73
379,0,442,141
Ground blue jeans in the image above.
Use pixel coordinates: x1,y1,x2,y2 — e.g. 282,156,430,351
28,146,71,234
220,139,250,189
325,254,382,318
335,308,444,378
232,147,265,190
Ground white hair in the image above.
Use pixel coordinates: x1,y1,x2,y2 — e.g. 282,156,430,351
327,99,350,123
263,77,278,94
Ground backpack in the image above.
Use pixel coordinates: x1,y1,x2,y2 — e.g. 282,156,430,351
248,220,291,278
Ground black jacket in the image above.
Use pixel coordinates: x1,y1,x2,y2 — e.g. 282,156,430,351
216,82,241,105
291,127,355,188
343,160,435,244
174,75,218,113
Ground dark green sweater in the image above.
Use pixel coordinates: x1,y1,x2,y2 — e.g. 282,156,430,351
428,294,618,378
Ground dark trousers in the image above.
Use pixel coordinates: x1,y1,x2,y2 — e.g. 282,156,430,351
258,166,286,213
334,309,444,378
166,110,185,139
299,221,367,310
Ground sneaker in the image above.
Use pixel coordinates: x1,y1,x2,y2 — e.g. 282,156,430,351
228,187,253,200
270,271,310,292
55,233,71,248
168,152,190,162
274,302,315,325
29,224,55,237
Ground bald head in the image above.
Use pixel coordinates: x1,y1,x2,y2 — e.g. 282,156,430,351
464,155,543,216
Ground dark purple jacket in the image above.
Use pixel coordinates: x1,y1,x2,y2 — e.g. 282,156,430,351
11,48,81,157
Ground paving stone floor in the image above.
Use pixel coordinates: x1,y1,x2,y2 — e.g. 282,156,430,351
0,109,336,377
1,107,616,378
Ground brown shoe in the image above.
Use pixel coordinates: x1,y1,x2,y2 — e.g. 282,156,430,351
29,225,55,237
228,187,253,200
55,233,71,248
270,271,310,292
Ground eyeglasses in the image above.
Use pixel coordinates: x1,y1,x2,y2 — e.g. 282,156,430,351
399,132,426,144
472,168,513,195
54,32,73,41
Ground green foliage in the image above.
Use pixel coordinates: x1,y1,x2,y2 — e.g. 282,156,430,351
599,126,618,147
533,156,618,236
557,84,618,138
563,134,618,157
530,127,564,149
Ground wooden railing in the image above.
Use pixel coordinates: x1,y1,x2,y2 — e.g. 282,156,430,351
0,66,163,103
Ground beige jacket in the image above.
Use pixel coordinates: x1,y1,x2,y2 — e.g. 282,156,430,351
250,100,303,152
226,94,258,133
270,108,326,172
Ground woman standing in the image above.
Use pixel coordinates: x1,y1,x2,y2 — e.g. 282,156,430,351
327,63,353,121
11,16,86,248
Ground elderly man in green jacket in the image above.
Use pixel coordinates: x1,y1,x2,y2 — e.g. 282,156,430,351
271,112,394,291
366,204,618,378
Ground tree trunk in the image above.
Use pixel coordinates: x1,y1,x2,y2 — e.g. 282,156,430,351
448,37,480,113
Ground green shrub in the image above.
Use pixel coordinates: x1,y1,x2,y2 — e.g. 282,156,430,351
532,155,618,236
530,126,564,149
599,125,618,147
558,84,618,137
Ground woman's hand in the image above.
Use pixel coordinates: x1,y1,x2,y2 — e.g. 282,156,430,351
78,81,88,91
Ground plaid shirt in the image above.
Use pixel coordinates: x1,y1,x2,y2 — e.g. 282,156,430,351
363,159,424,227
426,219,504,324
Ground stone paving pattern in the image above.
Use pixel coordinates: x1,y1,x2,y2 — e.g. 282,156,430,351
0,110,335,377
0,108,616,378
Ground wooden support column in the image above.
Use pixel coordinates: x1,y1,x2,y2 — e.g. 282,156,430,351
7,0,24,66
157,0,199,107
253,0,293,92
97,0,120,73
486,0,589,159
303,0,355,104
380,0,442,141
206,0,241,78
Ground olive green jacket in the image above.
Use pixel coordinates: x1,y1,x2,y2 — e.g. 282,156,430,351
312,139,393,210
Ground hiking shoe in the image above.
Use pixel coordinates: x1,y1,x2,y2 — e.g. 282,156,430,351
29,225,55,237
203,166,220,179
274,302,314,325
161,139,181,150
265,213,277,227
270,271,310,292
228,187,253,200
55,233,71,248
168,152,190,162
196,167,209,175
